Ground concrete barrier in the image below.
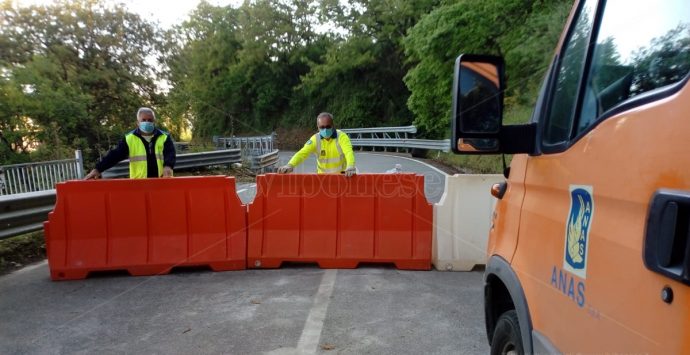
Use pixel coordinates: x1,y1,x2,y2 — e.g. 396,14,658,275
433,174,504,271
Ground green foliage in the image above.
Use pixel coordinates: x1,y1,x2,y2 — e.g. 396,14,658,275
167,0,438,138
403,0,572,138
293,0,439,128
165,0,326,138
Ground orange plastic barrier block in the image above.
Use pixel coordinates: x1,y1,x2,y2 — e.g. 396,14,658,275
247,174,432,270
43,176,247,280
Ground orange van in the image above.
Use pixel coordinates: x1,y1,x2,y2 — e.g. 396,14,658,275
450,0,690,353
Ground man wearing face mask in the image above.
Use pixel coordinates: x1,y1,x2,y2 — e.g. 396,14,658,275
278,112,356,176
84,107,176,179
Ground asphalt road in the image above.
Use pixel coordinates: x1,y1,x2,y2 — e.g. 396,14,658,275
0,153,488,355
235,151,448,205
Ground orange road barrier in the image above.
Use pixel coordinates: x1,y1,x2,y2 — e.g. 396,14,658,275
247,174,432,270
44,177,247,280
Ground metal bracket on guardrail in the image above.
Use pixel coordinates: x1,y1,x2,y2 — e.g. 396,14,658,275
250,150,279,174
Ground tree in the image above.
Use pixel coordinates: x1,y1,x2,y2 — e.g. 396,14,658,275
0,0,164,164
165,0,329,138
630,25,690,96
295,0,439,128
403,0,572,138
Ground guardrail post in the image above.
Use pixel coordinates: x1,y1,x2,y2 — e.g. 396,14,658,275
0,169,6,195
74,150,84,178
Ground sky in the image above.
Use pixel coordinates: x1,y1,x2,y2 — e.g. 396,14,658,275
15,0,244,28
597,0,689,63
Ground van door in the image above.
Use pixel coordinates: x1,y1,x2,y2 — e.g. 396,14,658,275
511,0,690,352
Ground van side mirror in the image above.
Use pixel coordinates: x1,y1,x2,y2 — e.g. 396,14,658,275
451,54,504,154
451,54,536,155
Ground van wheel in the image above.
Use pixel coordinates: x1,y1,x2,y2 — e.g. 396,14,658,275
490,310,523,355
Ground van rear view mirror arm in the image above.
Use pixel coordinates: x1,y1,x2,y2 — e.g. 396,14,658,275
499,123,537,154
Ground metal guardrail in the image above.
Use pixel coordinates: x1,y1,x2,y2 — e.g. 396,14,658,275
212,134,279,173
250,150,279,173
0,149,245,239
0,189,56,240
341,125,417,137
342,126,450,152
102,149,242,178
0,150,84,196
212,127,450,153
214,133,275,156
0,149,243,239
349,138,451,152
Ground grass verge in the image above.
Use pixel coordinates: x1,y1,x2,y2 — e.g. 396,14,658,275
0,232,46,275
433,153,512,174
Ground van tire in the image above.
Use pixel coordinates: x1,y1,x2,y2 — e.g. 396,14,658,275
491,310,523,355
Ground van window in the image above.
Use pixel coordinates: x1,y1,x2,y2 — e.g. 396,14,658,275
543,0,597,146
577,0,690,133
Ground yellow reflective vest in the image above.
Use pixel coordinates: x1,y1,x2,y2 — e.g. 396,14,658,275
288,130,355,174
125,131,168,179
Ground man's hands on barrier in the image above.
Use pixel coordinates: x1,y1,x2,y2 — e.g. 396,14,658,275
277,164,294,174
345,166,357,177
163,166,174,178
84,169,101,180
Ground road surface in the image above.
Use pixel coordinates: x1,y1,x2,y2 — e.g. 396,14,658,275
0,153,488,355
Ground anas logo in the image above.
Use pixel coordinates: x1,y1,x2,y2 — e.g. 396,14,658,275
563,185,593,279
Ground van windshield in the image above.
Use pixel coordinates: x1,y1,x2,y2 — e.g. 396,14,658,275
578,0,690,132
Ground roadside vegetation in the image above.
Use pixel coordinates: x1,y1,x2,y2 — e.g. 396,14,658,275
0,232,45,274
0,0,572,173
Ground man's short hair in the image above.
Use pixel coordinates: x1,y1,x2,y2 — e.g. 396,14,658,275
137,107,156,120
316,112,333,121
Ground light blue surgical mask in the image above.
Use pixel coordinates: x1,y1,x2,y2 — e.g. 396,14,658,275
319,128,333,138
139,121,155,134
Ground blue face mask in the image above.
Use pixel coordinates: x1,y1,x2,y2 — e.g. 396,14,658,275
139,121,155,134
319,128,333,138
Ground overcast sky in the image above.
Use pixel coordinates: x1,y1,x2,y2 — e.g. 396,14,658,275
15,0,244,28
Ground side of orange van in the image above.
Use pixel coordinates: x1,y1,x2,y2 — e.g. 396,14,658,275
450,0,690,353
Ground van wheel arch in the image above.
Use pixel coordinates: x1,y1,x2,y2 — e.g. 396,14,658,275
484,256,533,354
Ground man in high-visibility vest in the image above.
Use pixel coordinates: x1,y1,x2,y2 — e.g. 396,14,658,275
84,107,176,179
278,112,357,176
